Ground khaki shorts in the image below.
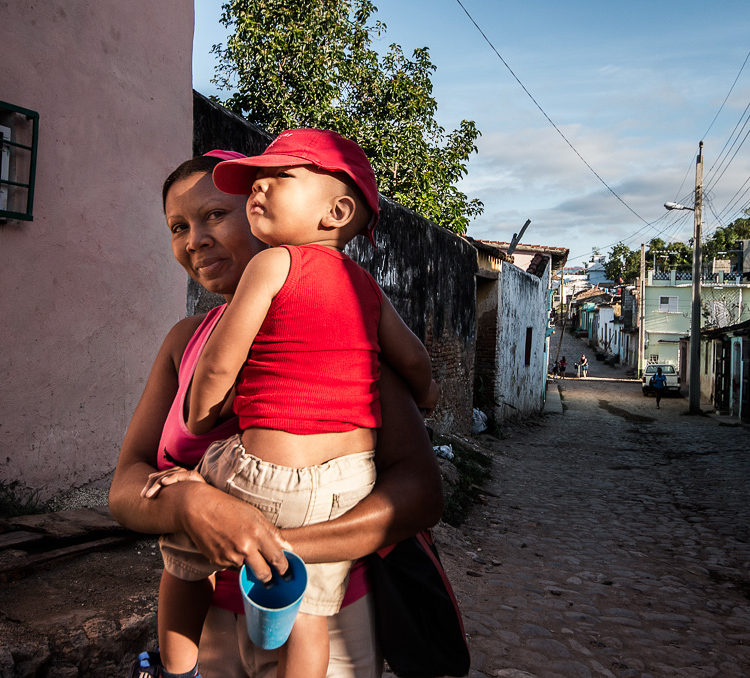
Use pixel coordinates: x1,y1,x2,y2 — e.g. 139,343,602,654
198,593,382,678
160,434,376,616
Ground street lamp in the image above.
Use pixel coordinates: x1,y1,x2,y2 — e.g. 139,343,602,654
664,201,694,211
663,141,703,414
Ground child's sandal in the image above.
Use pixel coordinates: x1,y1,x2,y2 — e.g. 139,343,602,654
127,650,162,678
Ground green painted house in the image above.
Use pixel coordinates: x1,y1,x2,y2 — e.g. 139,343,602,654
644,270,750,369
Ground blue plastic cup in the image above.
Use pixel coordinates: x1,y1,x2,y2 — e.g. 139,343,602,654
239,550,308,650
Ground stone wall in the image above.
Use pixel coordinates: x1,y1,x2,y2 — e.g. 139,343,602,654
193,92,273,157
190,92,477,433
474,276,499,412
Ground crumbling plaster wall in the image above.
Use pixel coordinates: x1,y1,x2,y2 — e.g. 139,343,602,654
494,261,550,421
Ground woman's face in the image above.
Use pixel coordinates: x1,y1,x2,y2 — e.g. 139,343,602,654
165,172,266,301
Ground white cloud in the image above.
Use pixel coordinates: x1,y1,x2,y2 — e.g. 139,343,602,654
462,123,750,261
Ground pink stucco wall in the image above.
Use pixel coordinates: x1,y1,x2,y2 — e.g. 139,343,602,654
0,1,194,497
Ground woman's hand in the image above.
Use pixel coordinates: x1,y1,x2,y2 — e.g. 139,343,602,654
176,481,291,582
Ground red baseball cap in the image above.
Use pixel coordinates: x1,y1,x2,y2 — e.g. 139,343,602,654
213,128,379,246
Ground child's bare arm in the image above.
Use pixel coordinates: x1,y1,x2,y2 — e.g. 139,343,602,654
378,294,438,413
187,247,291,434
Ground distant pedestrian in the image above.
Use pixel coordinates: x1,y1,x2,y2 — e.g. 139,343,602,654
559,356,567,380
580,355,589,378
551,360,559,379
650,366,667,408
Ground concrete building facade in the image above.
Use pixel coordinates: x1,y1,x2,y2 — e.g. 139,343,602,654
494,261,551,420
1,1,193,497
644,270,750,369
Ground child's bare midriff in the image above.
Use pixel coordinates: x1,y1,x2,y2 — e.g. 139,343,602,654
240,426,377,467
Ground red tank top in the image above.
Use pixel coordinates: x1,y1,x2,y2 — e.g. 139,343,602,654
234,244,382,434
157,305,239,472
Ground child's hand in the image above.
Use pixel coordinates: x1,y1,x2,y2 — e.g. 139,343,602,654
418,379,440,417
141,467,206,499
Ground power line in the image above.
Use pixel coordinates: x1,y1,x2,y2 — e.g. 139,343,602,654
669,50,750,238
662,212,694,244
703,102,750,193
701,48,750,140
718,193,750,226
707,125,750,196
605,51,750,252
454,4,749,258
703,194,726,238
454,0,650,227
565,186,697,261
673,156,696,204
715,174,750,222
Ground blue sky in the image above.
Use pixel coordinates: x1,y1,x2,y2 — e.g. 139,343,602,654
193,0,750,263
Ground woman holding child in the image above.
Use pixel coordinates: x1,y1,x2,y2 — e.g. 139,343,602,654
109,140,442,678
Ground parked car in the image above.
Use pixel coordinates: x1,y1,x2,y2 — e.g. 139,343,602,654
642,363,681,396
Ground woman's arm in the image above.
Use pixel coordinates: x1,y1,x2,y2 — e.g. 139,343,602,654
109,316,198,533
378,294,438,411
110,316,442,572
282,363,443,563
108,316,289,580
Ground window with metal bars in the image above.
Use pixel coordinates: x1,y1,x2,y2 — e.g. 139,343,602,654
0,101,39,222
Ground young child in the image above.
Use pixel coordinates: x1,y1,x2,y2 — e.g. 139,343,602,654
151,129,438,678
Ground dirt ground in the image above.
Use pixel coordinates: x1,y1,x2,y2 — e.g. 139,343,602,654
0,534,163,676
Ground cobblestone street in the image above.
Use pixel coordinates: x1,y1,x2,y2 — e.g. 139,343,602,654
434,330,750,677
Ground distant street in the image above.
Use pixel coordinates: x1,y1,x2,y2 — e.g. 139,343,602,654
435,330,750,678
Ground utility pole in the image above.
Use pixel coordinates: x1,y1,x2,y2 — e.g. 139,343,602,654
688,142,704,414
638,243,646,377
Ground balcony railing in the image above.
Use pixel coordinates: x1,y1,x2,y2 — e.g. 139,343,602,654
651,270,745,284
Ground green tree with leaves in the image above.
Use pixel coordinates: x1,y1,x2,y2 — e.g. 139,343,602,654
211,0,482,234
646,237,692,272
703,215,750,269
604,242,640,284
604,213,750,284
604,237,698,284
